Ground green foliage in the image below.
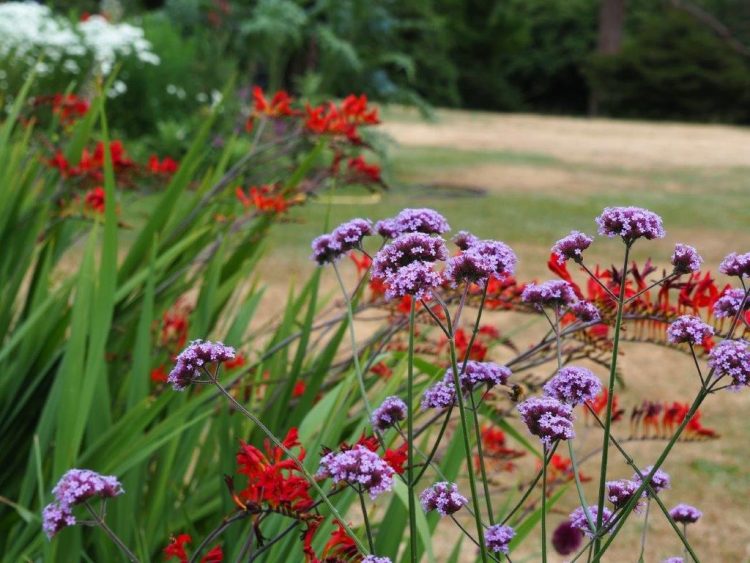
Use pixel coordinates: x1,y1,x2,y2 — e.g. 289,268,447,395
587,9,750,123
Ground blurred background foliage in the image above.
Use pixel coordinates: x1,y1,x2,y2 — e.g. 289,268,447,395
3,0,750,147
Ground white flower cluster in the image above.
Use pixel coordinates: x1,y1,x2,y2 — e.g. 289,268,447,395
0,3,159,76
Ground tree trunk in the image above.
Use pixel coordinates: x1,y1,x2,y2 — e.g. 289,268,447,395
590,0,627,115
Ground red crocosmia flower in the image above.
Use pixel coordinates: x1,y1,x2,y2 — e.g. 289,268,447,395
349,251,372,275
340,94,379,125
368,277,387,299
479,325,500,339
383,443,408,474
344,433,379,453
347,156,381,184
84,187,106,214
322,521,358,560
292,381,306,397
304,102,360,143
686,409,718,439
49,151,70,175
164,533,191,562
200,545,224,562
161,303,190,352
477,425,525,472
586,389,623,422
148,155,179,175
454,328,488,361
370,361,392,379
302,518,323,562
150,365,168,383
235,185,289,214
225,354,246,370
245,86,298,131
236,428,313,511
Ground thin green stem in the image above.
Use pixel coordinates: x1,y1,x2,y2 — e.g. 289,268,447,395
359,489,375,553
470,391,495,525
594,241,631,555
541,445,548,563
83,502,139,562
407,298,419,563
638,498,650,562
446,316,489,562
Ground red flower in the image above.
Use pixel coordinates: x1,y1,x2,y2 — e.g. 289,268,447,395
84,186,105,214
292,381,306,397
383,443,408,474
347,156,381,184
148,155,179,175
245,87,298,131
225,354,246,370
341,94,379,125
235,185,289,214
322,521,359,560
370,361,392,379
151,365,168,383
201,545,223,562
349,251,372,275
236,428,313,511
164,534,191,562
161,302,190,352
586,389,623,422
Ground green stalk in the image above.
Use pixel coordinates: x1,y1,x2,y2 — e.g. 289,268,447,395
446,313,489,562
359,489,375,553
541,444,548,563
638,498,650,562
83,502,139,562
407,298,419,562
470,392,495,524
594,241,631,554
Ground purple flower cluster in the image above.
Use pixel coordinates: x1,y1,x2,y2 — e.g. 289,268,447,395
708,339,750,388
372,233,448,278
484,524,515,554
606,479,644,511
362,557,392,563
719,252,750,278
669,503,702,524
671,243,702,274
375,208,450,238
421,380,456,409
450,360,512,392
595,206,665,242
552,231,593,264
452,230,479,250
570,300,601,323
517,396,575,447
419,482,467,516
311,218,373,265
713,288,749,319
662,558,684,563
543,366,601,406
521,280,577,309
633,465,671,494
43,469,124,538
569,506,612,538
445,239,517,285
168,339,236,391
317,445,394,499
371,396,407,431
666,315,714,346
385,261,443,301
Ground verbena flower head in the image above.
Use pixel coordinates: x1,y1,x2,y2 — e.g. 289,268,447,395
311,234,342,265
452,230,479,250
606,479,644,511
708,339,750,388
517,396,575,447
484,524,515,554
671,243,702,274
552,231,593,264
372,233,447,279
52,469,124,507
317,445,394,499
362,557,392,563
421,380,456,409
419,482,467,516
168,339,236,391
387,208,451,237
384,261,443,301
569,506,612,538
371,396,407,431
543,366,601,406
595,206,665,242
570,300,601,323
662,558,684,563
42,503,75,538
332,218,372,251
633,465,671,494
522,280,577,309
666,315,714,345
449,360,511,392
552,520,583,556
719,252,750,278
375,218,401,239
669,503,702,524
446,239,517,285
713,288,749,319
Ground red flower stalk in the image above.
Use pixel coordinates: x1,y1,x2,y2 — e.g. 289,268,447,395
148,155,179,175
347,156,382,184
235,185,290,214
84,187,105,214
164,533,223,562
245,86,298,132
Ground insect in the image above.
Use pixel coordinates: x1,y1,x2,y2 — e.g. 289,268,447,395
508,383,527,403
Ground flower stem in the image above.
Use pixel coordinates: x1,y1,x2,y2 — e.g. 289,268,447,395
359,489,375,553
407,297,419,562
446,315,489,562
638,498,650,562
470,391,495,525
541,445,548,563
83,502,139,562
594,241,631,555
